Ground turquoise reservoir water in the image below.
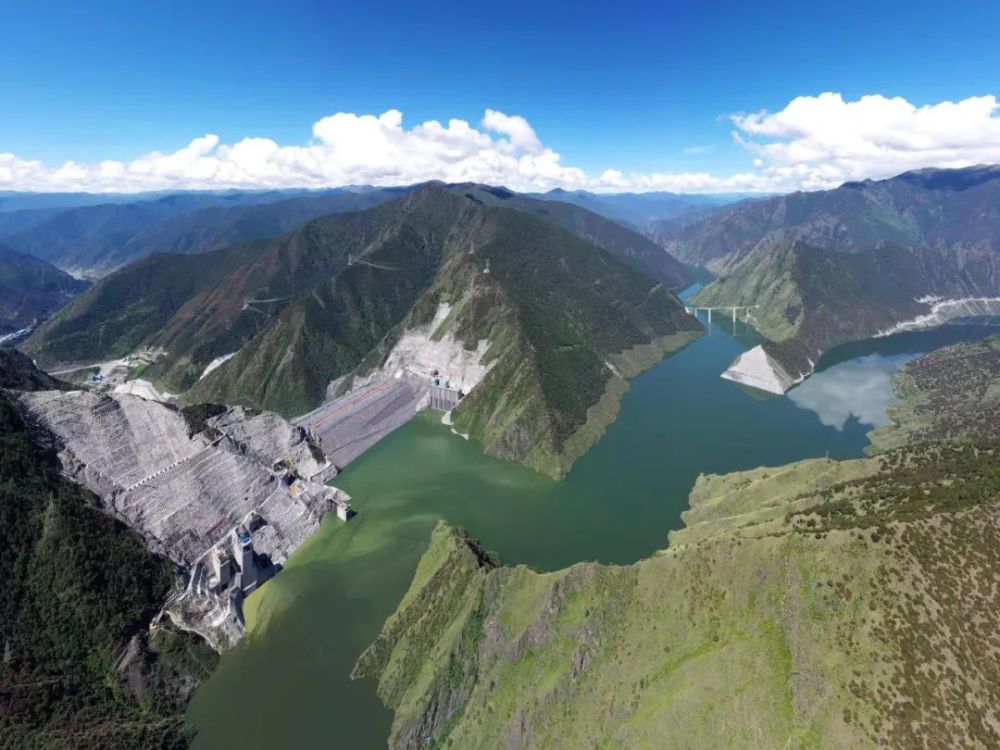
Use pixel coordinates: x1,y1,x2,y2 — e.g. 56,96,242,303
189,297,996,749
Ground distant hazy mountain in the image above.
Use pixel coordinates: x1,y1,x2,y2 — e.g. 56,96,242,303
0,191,149,213
535,188,749,229
0,187,366,213
0,188,405,276
659,165,1000,382
25,184,700,477
659,165,1000,273
0,244,88,334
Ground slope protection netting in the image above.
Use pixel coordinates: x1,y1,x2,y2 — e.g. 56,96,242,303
14,390,339,566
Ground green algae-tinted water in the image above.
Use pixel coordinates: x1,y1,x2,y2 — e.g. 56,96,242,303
189,310,997,749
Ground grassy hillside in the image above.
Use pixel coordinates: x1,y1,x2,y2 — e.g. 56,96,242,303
356,335,1000,749
0,244,88,335
0,354,216,748
867,334,1000,452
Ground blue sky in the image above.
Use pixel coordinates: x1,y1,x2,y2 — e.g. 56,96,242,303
3,0,1000,192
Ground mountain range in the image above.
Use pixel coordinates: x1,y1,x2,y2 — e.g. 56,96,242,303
24,184,701,478
0,185,734,278
0,244,89,336
534,188,749,230
656,165,1000,383
0,187,406,276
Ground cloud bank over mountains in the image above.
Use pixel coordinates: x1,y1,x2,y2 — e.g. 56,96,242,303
2,93,999,194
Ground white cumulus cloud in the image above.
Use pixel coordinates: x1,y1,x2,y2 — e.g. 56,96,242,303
2,94,999,194
731,93,1000,190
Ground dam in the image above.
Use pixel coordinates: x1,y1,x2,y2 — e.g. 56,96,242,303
294,372,465,469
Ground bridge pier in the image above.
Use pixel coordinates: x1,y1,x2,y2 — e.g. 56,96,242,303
688,305,759,326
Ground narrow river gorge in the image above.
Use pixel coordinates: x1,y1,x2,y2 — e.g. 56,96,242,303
188,286,997,749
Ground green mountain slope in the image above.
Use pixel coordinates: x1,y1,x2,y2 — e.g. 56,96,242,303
0,244,88,335
451,184,691,288
662,166,1000,383
21,241,264,366
185,195,459,413
188,187,700,476
356,335,1000,749
692,241,998,378
439,207,698,477
0,352,216,748
26,185,700,477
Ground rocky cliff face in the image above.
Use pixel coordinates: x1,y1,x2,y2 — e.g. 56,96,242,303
356,336,1000,749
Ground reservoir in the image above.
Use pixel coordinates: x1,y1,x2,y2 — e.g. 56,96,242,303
188,291,997,749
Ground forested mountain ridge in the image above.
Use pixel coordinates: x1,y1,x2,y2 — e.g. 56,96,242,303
24,184,701,478
187,185,702,477
0,182,694,282
693,240,1000,378
449,184,691,288
355,334,1000,749
657,166,1000,385
0,244,89,335
658,165,1000,273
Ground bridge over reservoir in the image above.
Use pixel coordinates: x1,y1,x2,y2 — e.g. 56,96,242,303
685,304,759,323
